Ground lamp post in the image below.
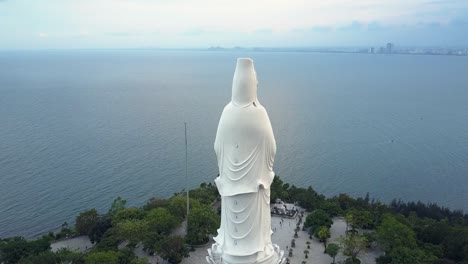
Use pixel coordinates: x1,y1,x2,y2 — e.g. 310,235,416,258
185,122,189,233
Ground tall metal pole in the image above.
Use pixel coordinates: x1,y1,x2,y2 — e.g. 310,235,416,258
185,122,189,232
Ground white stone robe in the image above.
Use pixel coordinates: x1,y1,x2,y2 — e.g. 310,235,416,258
213,101,276,257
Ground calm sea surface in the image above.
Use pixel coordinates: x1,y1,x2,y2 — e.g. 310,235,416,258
0,50,467,238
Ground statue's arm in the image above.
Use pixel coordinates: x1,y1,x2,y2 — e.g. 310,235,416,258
214,111,225,177
263,111,276,172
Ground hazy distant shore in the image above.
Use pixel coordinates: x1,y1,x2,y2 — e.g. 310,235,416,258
203,46,468,56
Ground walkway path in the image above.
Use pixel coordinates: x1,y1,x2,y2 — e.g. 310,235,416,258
50,236,93,253
183,205,383,264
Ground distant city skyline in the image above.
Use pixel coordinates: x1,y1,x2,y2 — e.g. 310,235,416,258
1,0,467,49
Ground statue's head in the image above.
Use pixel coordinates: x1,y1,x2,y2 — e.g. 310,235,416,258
231,58,258,107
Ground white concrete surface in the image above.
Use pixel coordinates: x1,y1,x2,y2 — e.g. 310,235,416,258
50,236,93,253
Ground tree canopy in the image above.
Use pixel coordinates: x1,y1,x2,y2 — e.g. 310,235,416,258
156,236,189,264
325,243,340,264
305,209,333,233
76,209,99,236
376,214,417,251
84,250,122,264
186,204,220,245
340,234,367,261
0,236,50,264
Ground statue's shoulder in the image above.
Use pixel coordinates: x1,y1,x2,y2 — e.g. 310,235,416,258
219,103,232,117
253,103,269,116
221,102,234,112
221,102,268,119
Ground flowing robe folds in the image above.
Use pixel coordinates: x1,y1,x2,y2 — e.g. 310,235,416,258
213,101,277,260
208,58,283,264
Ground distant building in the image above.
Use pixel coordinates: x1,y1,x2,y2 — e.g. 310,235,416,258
386,42,394,53
369,47,375,53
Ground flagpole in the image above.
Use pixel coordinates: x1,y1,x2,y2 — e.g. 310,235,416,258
185,122,189,233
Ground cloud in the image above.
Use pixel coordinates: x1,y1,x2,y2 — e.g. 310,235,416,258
367,22,385,31
182,29,205,36
78,30,89,36
2,0,468,48
423,0,466,5
339,21,364,31
254,29,273,34
310,26,333,32
104,31,162,37
105,32,135,37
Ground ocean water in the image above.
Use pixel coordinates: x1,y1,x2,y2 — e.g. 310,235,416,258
0,50,467,238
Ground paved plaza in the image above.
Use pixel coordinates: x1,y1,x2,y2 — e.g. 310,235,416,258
270,213,382,264
50,236,93,253
182,205,382,264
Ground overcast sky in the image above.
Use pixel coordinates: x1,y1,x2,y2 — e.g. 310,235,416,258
1,0,467,49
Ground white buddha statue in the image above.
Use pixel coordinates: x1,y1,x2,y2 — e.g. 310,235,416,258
207,58,284,264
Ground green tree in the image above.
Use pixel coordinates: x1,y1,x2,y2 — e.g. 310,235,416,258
146,207,179,235
363,231,377,248
290,186,323,211
270,175,290,203
337,193,354,211
26,236,51,256
421,243,443,259
93,231,120,252
89,215,112,244
340,234,367,261
376,214,417,252
84,251,122,264
442,227,468,261
320,200,343,217
59,221,72,238
76,209,99,236
141,207,180,251
108,197,127,217
186,205,220,245
55,248,85,263
143,197,169,211
316,226,331,252
156,236,189,264
189,183,219,204
346,210,372,232
0,236,51,264
112,208,145,225
344,258,361,264
325,243,340,264
114,219,149,247
118,248,138,264
167,195,188,220
17,251,57,264
417,220,448,244
388,246,437,264
305,209,332,233
167,195,201,221
130,257,149,264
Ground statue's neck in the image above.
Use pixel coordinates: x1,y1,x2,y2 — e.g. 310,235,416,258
231,58,258,107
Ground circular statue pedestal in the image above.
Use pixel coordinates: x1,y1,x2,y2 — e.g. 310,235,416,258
206,243,285,264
